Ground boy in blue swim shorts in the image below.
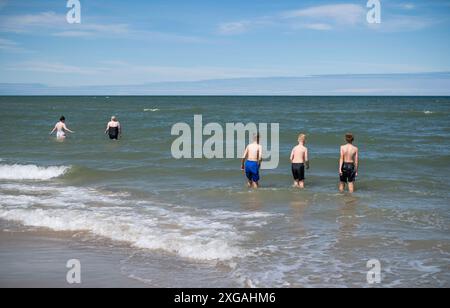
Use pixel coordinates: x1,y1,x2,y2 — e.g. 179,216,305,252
241,134,263,189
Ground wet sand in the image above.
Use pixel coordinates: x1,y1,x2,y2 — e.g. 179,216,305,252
0,227,148,288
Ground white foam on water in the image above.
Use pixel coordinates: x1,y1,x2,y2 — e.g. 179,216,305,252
0,184,274,262
144,108,160,112
0,164,69,180
423,111,434,114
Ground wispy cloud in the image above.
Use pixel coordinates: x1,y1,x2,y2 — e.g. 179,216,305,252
369,15,435,32
7,60,301,86
218,21,253,35
217,3,437,34
394,3,416,10
282,4,366,26
300,23,333,31
8,61,105,75
0,38,25,52
0,11,205,43
0,12,65,33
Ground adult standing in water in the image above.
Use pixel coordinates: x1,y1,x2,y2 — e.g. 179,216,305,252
105,116,122,140
339,133,359,193
50,116,74,140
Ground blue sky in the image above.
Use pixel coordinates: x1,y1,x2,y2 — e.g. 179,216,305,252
0,0,449,88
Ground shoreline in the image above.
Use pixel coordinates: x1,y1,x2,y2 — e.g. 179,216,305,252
0,225,149,288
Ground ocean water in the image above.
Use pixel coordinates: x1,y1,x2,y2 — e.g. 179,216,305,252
0,96,449,287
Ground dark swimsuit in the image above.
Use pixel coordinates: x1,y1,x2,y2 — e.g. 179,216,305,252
340,162,356,183
292,163,305,181
108,127,119,140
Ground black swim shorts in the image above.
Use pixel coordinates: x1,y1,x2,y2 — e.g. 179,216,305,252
292,163,305,181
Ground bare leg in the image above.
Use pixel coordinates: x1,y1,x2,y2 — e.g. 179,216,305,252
348,182,355,193
339,182,345,192
293,181,299,188
253,182,259,189
299,181,305,189
247,181,252,188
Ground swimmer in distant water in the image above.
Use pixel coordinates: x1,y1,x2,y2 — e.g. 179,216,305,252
290,134,310,189
241,134,263,189
105,116,121,140
339,133,359,193
50,116,74,140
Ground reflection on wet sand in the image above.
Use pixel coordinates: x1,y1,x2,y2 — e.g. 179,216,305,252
337,194,360,238
240,192,264,212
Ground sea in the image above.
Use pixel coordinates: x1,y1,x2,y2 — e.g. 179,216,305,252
0,96,449,287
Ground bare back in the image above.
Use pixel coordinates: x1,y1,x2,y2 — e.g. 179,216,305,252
108,121,120,128
291,145,308,163
341,144,358,163
246,143,262,162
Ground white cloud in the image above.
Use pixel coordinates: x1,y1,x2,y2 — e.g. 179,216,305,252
219,3,436,34
0,12,65,33
0,11,204,43
218,3,368,34
283,4,366,26
218,21,252,35
302,23,333,31
396,3,416,10
369,15,434,32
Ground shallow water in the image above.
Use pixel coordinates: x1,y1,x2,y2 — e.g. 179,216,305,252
0,96,449,287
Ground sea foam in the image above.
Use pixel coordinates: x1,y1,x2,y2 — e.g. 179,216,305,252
0,164,69,180
0,184,276,261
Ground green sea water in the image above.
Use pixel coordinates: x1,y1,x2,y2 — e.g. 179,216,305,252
0,96,449,287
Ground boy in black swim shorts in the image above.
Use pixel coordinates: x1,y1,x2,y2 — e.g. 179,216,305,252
339,133,359,193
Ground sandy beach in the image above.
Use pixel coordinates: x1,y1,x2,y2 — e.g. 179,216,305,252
0,221,148,288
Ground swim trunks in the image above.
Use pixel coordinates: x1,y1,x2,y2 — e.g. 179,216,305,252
292,163,305,181
340,162,356,183
245,161,260,183
109,127,119,140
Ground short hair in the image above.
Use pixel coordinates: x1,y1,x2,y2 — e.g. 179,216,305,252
60,116,65,122
111,116,117,121
345,133,354,143
298,134,306,143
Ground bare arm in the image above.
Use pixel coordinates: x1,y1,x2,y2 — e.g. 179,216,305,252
290,148,295,162
63,124,74,134
118,123,122,136
305,148,310,169
241,147,249,170
105,123,110,134
339,146,344,175
354,148,359,176
50,125,56,135
258,145,263,165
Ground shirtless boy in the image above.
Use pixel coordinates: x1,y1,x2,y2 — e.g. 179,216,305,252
290,134,310,189
241,134,263,189
339,133,359,193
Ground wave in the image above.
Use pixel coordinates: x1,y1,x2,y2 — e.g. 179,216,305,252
144,108,160,112
0,164,70,180
0,183,276,261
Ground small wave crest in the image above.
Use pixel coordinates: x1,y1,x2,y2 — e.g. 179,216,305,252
0,164,70,181
0,183,276,261
144,108,160,112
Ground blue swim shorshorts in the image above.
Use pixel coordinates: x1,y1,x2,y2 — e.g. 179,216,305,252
245,161,260,183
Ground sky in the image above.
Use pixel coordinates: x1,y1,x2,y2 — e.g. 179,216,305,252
0,0,450,91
